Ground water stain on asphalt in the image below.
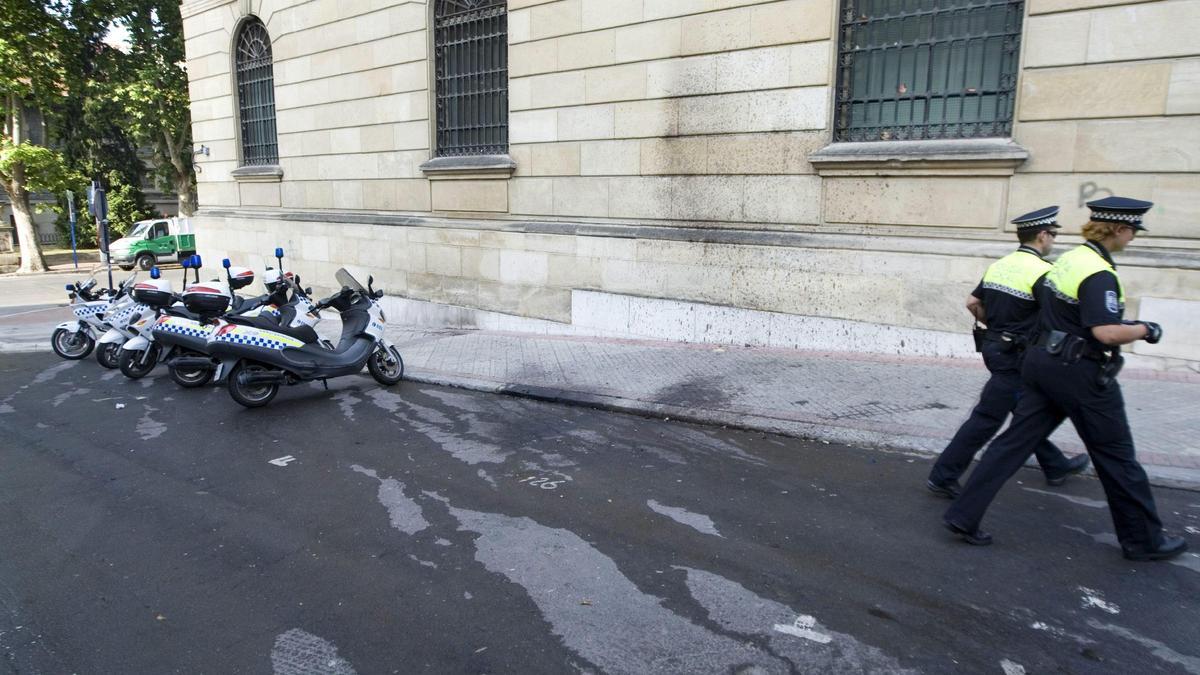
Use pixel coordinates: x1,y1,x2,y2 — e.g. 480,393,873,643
681,567,914,673
350,464,429,536
446,504,780,673
647,499,723,537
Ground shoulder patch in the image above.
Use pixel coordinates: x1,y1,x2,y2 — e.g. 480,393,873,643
1105,290,1119,314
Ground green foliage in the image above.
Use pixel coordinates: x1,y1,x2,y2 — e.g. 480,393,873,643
0,140,82,194
53,171,158,247
104,170,157,234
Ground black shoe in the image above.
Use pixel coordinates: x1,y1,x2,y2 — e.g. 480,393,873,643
927,479,962,499
1123,535,1188,561
943,519,993,546
1045,453,1090,486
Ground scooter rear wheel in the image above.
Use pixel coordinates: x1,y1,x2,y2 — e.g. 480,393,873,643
169,351,213,388
52,328,94,359
119,344,161,379
368,345,404,386
229,362,279,408
96,342,121,369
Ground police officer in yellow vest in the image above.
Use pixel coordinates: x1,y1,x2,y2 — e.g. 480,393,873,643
945,197,1187,561
927,206,1089,498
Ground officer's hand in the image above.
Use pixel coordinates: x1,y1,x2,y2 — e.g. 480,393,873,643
1141,321,1163,344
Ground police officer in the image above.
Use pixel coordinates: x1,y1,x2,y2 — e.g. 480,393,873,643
943,197,1188,561
927,206,1089,499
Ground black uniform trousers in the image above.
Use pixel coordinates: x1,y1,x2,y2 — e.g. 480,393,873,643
945,347,1163,550
929,341,1073,486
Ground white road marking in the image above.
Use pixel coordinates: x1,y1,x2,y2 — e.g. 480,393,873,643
1000,659,1026,675
1021,487,1106,508
1078,587,1120,615
271,628,357,675
773,615,833,644
268,455,297,467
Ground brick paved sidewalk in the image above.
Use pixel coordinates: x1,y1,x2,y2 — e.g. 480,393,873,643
387,327,1200,490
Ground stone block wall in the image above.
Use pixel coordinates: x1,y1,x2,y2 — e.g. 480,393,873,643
182,0,1200,367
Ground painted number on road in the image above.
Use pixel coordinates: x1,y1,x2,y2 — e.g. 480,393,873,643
518,476,562,490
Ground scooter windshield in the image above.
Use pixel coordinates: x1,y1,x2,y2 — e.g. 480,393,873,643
334,268,366,294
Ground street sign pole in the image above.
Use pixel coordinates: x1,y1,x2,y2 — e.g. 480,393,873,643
89,180,112,288
65,190,78,270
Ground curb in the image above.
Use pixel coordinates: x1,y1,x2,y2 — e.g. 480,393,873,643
0,342,49,353
404,368,1200,493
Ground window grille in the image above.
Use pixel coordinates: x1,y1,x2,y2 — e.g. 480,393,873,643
834,0,1024,142
434,0,508,156
235,18,279,165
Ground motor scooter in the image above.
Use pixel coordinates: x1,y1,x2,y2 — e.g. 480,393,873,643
159,248,322,388
208,267,403,408
51,270,122,360
119,256,263,379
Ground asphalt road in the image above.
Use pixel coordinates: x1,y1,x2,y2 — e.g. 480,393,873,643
1,352,1198,674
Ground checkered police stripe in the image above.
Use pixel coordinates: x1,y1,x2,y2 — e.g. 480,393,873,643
152,318,212,340
1090,210,1142,224
214,330,303,351
74,305,105,318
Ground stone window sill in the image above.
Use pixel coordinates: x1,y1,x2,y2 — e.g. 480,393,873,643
808,138,1029,176
419,154,516,180
231,165,284,183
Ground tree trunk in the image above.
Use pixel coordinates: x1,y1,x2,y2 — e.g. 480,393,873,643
8,168,48,273
175,172,196,216
163,129,196,216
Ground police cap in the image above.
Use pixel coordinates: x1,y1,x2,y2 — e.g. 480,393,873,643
1011,205,1061,231
1087,196,1153,231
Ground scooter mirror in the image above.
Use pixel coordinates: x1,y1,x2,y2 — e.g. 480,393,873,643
305,287,313,296
222,258,231,269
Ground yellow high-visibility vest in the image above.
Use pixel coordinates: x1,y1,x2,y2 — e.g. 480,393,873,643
981,249,1051,301
1044,243,1124,306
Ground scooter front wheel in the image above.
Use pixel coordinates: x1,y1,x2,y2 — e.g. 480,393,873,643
119,344,161,379
96,342,121,369
169,352,213,388
228,362,280,408
368,345,405,386
52,328,94,359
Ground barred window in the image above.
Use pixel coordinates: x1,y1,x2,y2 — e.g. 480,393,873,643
235,18,279,165
434,0,508,156
834,0,1024,142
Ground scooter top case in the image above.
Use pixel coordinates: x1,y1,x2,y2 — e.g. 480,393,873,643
132,277,175,309
182,279,233,319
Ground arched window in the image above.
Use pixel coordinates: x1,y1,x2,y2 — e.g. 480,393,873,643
434,0,508,156
235,17,278,166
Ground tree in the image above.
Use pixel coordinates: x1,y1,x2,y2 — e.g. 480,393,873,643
0,0,77,273
114,0,195,215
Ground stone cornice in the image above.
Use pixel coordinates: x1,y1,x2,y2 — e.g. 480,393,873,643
196,207,1200,270
181,0,235,19
809,138,1030,177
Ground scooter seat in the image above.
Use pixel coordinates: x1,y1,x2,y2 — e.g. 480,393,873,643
165,306,202,321
227,314,320,344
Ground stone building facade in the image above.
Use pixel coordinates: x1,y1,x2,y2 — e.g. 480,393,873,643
181,0,1200,369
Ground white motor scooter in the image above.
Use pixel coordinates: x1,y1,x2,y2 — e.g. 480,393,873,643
95,274,157,370
52,271,137,362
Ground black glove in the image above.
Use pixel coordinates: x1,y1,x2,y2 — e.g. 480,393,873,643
1141,321,1163,344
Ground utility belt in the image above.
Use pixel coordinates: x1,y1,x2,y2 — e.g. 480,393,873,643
1033,330,1124,385
972,325,1025,353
